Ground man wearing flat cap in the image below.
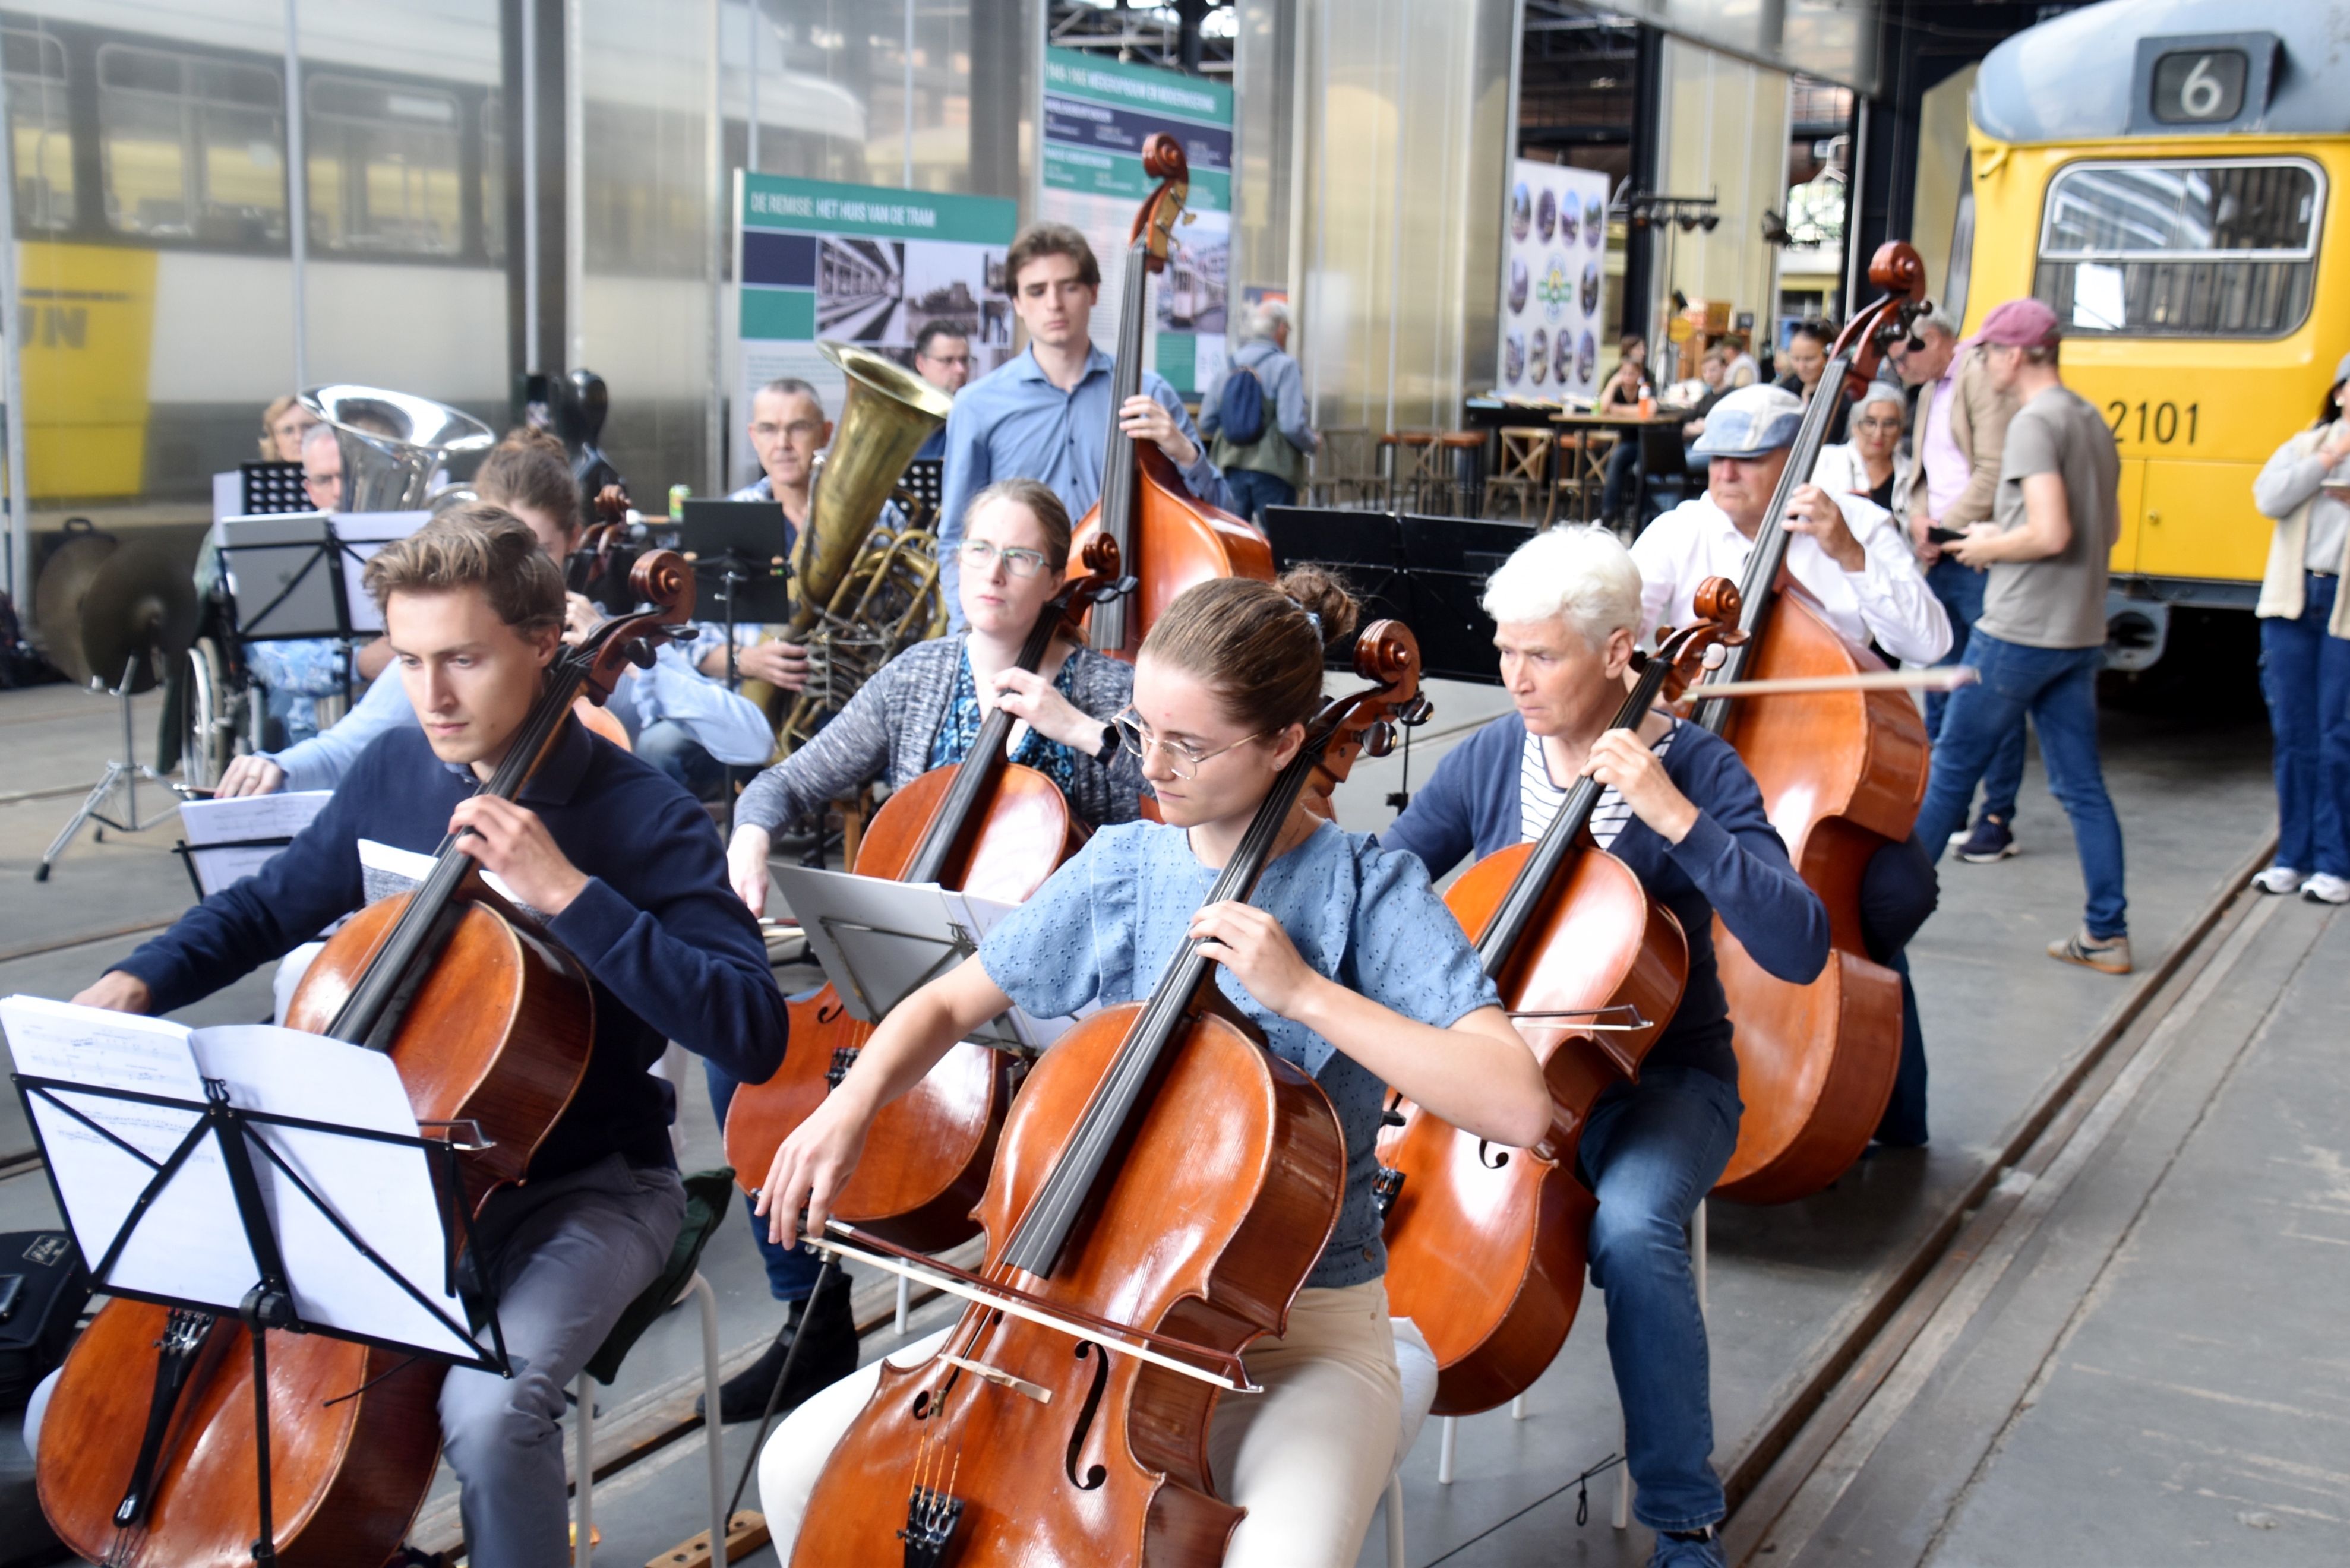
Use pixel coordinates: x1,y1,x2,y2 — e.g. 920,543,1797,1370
1630,380,1951,1146
1921,298,2130,974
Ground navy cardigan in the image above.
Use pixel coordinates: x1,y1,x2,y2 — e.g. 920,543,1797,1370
1378,713,1827,1088
115,719,787,1179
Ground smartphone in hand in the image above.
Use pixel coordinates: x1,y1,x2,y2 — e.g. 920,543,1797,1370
1925,525,1968,546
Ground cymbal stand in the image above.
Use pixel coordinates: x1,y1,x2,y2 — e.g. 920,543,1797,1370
37,655,182,883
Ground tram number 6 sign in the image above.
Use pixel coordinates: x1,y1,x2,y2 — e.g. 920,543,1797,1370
2150,50,2245,124
2107,400,2199,448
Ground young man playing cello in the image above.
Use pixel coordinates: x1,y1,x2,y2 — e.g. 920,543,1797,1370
1380,526,1828,1568
64,509,788,1568
1629,382,1949,1146
934,222,1233,627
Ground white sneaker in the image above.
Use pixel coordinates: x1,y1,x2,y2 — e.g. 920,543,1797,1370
2302,873,2350,905
2253,866,2305,895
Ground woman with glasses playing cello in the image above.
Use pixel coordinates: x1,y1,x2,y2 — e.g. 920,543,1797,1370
751,569,1549,1566
706,478,1146,1424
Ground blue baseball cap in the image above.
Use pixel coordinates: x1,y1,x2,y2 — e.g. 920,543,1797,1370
1691,384,1803,459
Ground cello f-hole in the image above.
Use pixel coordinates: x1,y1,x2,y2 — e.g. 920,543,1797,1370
1476,1139,1511,1170
1064,1341,1111,1491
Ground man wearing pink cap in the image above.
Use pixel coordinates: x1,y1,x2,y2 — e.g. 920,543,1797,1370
1916,298,2130,972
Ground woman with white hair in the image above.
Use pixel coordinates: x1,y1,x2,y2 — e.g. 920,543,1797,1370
1381,525,1826,1568
1814,381,1915,518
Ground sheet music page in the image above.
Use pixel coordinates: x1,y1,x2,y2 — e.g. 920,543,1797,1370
188,1025,479,1361
178,792,335,892
0,996,255,1304
940,891,1096,1049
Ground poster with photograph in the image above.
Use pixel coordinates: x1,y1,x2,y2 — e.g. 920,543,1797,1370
732,172,1018,488
1038,46,1233,397
1498,159,1612,402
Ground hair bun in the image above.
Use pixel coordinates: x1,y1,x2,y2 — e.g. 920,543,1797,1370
498,425,568,459
1274,565,1359,649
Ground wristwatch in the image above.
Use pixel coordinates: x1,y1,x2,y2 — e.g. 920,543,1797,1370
1095,723,1120,764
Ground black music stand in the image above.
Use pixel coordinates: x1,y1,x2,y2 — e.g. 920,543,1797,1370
12,1069,509,1566
679,500,798,837
1262,506,1529,685
214,514,368,707
237,461,310,516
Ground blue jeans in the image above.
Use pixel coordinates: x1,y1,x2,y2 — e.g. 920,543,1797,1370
1600,438,1640,521
705,1059,826,1303
1859,833,1938,1146
1580,1064,1743,1532
1918,629,2127,938
1223,467,1294,523
637,719,730,802
2260,573,2350,879
1925,557,2024,824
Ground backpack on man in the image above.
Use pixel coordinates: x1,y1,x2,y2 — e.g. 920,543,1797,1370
1217,364,1268,447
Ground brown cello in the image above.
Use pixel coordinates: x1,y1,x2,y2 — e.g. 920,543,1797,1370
789,621,1424,1566
36,554,694,1568
1376,584,1743,1414
724,538,1133,1251
1692,241,1937,1203
1068,132,1272,662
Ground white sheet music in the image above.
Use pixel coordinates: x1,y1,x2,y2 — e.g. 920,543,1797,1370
178,791,334,893
1,997,482,1362
0,997,253,1304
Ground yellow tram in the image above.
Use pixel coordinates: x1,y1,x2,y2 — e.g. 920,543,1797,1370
1955,0,2346,663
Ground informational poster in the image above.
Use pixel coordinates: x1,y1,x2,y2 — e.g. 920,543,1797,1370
1038,47,1233,397
733,172,1019,486
1498,159,1614,401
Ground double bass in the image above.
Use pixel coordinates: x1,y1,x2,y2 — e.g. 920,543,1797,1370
36,555,694,1567
789,621,1426,1565
724,539,1132,1251
1068,132,1272,660
1376,585,1744,1414
1694,242,1937,1203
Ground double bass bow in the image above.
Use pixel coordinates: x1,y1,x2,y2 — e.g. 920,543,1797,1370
35,553,694,1568
1376,583,1744,1414
725,538,1133,1252
789,621,1426,1566
1690,241,1937,1203
1068,132,1272,661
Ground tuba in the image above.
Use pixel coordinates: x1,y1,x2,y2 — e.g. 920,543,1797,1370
301,385,497,511
764,341,955,756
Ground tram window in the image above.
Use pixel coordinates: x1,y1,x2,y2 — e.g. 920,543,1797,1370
4,30,72,232
97,45,286,245
306,75,462,255
2035,159,2321,338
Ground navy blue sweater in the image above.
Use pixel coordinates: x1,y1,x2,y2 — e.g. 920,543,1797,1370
1378,714,1827,1087
115,719,787,1179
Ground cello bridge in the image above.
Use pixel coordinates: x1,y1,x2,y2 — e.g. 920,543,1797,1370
898,1484,965,1566
826,1046,861,1090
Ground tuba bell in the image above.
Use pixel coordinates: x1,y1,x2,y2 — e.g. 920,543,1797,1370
300,385,497,512
760,342,954,756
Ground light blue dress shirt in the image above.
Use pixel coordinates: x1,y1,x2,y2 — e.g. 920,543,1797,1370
936,345,1231,627
977,818,1499,1290
262,638,775,793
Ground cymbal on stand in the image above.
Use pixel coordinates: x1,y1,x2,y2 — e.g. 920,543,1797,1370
78,548,198,696
31,521,120,688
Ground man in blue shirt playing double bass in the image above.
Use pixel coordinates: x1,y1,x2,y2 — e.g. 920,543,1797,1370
68,508,788,1568
934,222,1234,627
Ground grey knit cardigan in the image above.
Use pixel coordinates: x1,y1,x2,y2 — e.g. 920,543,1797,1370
732,636,1146,837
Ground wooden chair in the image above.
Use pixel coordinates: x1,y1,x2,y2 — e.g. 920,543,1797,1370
1309,426,1381,508
1381,431,1441,513
1425,431,1488,518
1550,428,1621,526
1483,427,1556,523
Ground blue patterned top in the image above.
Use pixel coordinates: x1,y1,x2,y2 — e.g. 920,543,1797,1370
926,644,1088,801
977,819,1501,1290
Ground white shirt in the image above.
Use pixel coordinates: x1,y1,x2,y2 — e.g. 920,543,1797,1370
1520,723,1678,850
1631,488,1952,665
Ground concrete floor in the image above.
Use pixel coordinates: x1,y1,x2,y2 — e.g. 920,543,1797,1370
0,655,2311,1568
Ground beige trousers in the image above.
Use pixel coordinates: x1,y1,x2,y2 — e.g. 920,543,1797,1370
757,1280,1403,1567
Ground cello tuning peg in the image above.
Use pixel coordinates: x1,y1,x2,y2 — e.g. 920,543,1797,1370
1363,720,1396,758
628,640,656,669
1403,697,1434,726
1701,644,1728,669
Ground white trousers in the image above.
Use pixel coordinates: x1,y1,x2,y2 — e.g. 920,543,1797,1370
757,1280,1403,1568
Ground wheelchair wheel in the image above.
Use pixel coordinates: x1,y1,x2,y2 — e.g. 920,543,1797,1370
182,637,236,789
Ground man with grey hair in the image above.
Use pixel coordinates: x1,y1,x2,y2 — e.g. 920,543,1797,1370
1198,297,1318,521
1382,524,1828,1568
1629,380,1948,1148
1894,308,2029,862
